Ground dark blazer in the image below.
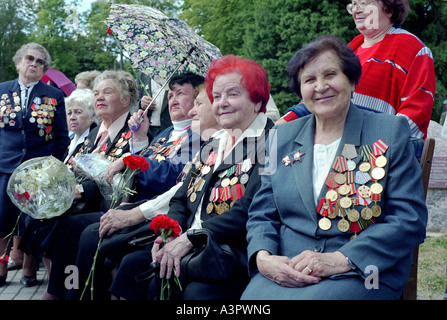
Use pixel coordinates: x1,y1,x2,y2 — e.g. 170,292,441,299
243,105,428,299
0,79,69,173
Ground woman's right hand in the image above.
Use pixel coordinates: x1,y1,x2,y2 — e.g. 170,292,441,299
104,158,125,185
256,250,321,288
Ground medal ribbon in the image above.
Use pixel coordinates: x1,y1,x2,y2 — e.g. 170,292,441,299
372,139,389,156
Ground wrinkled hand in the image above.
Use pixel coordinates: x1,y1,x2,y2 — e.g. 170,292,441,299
128,109,150,142
256,250,321,288
104,158,125,185
99,206,145,238
289,250,351,278
140,96,156,111
151,233,193,280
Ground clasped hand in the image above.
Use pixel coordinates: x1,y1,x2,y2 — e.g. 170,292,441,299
151,233,193,280
256,250,350,288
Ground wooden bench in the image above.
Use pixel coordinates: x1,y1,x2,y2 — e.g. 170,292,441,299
402,137,435,300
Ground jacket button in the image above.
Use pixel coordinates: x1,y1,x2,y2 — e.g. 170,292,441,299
314,245,322,252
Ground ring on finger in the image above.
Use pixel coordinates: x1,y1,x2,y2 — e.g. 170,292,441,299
305,266,312,274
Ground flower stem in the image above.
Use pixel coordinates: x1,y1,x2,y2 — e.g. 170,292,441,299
80,237,102,300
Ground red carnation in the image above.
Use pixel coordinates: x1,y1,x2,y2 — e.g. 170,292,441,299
150,214,181,238
0,255,9,264
123,155,149,172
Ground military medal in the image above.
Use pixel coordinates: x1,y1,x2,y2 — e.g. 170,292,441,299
342,144,357,171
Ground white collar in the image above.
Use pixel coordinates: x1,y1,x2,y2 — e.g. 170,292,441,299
95,112,129,144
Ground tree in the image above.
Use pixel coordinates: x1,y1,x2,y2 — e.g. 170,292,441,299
0,0,33,82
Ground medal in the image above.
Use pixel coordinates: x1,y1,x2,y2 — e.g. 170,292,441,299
361,207,373,220
318,217,331,231
206,202,214,214
371,167,385,180
375,155,387,168
347,208,360,222
337,218,350,232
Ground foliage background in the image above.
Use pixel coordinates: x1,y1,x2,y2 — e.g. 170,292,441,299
1,0,446,120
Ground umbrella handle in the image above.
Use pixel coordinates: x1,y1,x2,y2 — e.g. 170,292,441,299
130,47,196,131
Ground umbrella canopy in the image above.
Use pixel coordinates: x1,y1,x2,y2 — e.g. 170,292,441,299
42,68,76,96
106,4,222,86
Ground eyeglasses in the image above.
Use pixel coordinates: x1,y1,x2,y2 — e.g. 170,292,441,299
346,0,377,14
23,55,46,68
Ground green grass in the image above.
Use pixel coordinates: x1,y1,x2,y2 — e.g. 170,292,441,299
417,234,447,300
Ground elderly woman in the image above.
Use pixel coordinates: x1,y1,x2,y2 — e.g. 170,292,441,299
37,70,139,299
75,70,101,90
281,0,435,158
64,89,97,164
0,43,69,286
241,35,427,300
143,54,274,300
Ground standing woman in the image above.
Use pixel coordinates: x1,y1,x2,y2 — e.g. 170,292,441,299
0,43,69,286
281,0,435,158
241,35,427,300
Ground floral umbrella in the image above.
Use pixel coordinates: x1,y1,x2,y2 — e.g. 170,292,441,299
106,4,222,86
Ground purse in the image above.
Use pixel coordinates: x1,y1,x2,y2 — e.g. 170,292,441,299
180,228,247,284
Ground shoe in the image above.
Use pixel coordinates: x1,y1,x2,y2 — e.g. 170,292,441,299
20,274,38,287
7,259,22,270
0,274,6,287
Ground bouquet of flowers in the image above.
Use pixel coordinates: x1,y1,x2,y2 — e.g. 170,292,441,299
79,154,149,300
1,156,76,265
150,214,182,300
7,156,76,219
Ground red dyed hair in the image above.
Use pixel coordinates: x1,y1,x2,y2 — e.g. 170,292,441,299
205,54,270,113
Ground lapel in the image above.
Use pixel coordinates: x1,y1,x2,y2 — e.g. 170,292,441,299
291,104,364,222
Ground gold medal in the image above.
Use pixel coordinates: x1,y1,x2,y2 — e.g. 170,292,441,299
338,184,350,196
371,204,382,217
361,207,373,220
347,209,360,222
201,165,211,175
325,190,338,202
338,218,350,232
371,167,385,180
358,185,371,199
375,155,387,168
340,196,352,209
206,202,214,214
221,178,230,188
189,192,197,203
370,182,383,194
359,162,371,172
334,173,346,185
218,202,230,214
230,176,238,186
318,217,331,231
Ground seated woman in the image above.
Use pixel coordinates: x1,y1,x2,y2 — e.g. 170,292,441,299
241,35,427,300
144,54,275,300
64,88,97,165
36,70,139,299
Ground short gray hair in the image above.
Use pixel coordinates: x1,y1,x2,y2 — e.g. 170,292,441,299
13,43,52,72
65,89,96,119
92,70,138,110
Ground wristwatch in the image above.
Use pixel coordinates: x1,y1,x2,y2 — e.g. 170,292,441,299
346,256,357,270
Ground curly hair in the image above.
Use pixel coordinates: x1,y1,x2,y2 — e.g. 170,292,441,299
205,54,270,113
381,0,410,25
13,43,51,72
92,70,139,110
